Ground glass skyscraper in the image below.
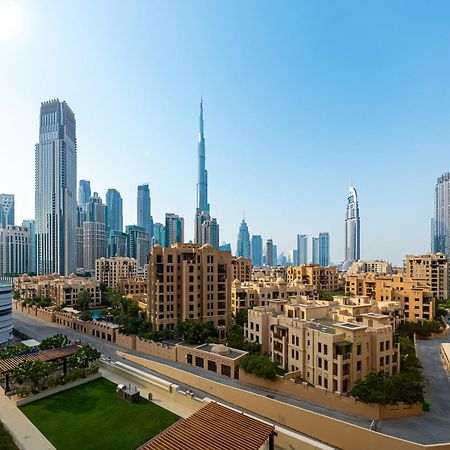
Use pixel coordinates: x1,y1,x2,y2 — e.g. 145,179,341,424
312,237,319,264
297,234,308,265
318,232,330,266
78,180,91,212
265,239,274,267
343,186,360,270
106,188,123,233
0,194,14,229
35,100,77,275
137,184,154,241
236,219,250,259
251,235,263,266
165,213,184,247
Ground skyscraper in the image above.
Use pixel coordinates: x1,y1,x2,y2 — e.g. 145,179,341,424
137,184,154,241
0,225,30,275
236,219,250,259
433,173,450,255
273,244,278,266
312,237,319,264
35,99,77,275
343,186,361,270
251,235,263,266
297,234,308,265
22,219,36,274
153,223,166,247
78,180,91,212
194,99,219,246
106,188,123,233
165,213,184,247
266,239,274,267
126,225,150,267
0,194,14,229
318,232,330,266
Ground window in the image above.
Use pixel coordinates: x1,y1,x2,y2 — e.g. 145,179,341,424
380,342,384,352
318,343,322,353
195,357,204,368
208,360,217,372
221,365,231,377
357,360,361,371
324,344,328,355
357,344,361,356
187,354,192,364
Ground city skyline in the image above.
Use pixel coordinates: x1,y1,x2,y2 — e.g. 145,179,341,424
3,1,450,264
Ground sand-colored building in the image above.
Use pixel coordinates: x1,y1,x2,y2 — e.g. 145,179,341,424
245,298,398,394
231,257,252,282
95,257,137,289
147,243,233,340
286,265,339,291
346,260,394,276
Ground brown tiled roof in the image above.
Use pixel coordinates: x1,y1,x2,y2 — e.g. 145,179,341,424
139,402,275,450
0,344,81,374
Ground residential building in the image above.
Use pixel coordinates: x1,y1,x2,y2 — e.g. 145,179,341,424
153,223,165,247
266,239,274,267
35,99,77,275
137,184,154,241
245,298,398,394
95,257,137,288
251,235,263,266
126,225,150,268
165,213,184,247
342,186,360,271
106,188,123,233
405,253,449,300
0,194,14,229
22,219,36,274
287,265,339,291
78,180,91,212
297,235,308,265
0,225,30,275
0,281,12,346
433,173,450,254
346,260,394,275
236,219,250,259
147,243,233,340
108,231,128,257
232,257,251,282
319,232,330,267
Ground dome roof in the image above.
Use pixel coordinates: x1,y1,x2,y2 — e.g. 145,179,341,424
276,277,286,284
232,279,241,285
210,344,231,356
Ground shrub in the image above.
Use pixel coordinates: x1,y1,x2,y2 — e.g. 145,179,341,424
240,354,282,380
39,334,70,350
16,386,31,398
0,344,29,360
68,344,101,369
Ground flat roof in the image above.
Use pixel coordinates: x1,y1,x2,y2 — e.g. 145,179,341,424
139,402,275,450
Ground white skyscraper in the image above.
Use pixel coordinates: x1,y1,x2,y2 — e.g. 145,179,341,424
343,187,360,271
35,100,77,275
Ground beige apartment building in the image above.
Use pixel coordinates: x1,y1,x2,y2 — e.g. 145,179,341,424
147,243,233,340
231,257,252,282
405,253,450,300
14,274,101,308
95,257,137,289
231,277,318,316
245,298,398,394
286,265,339,291
346,259,394,276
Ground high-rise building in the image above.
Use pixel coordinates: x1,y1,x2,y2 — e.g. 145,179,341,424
147,243,232,340
0,194,14,229
433,173,450,255
0,226,30,275
297,234,308,265
108,231,128,257
194,99,219,246
78,180,91,212
273,245,278,266
137,184,154,241
153,223,166,247
0,281,13,346
312,237,319,264
266,239,274,267
251,235,263,266
126,225,150,268
22,219,36,274
35,99,77,275
343,186,360,270
319,232,330,267
201,217,219,248
106,188,123,233
165,214,184,247
236,219,250,259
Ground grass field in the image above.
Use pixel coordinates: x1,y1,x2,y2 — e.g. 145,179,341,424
20,378,179,450
0,421,18,450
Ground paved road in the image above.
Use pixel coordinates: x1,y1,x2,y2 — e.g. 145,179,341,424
16,309,450,445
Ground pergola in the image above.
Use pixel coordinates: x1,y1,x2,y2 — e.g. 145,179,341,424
0,344,82,394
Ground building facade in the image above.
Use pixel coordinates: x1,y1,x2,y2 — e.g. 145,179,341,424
287,264,339,291
35,100,77,275
126,225,150,268
251,235,263,266
78,180,91,212
0,194,14,229
343,187,360,271
0,281,12,346
297,234,308,265
0,225,30,275
433,173,450,255
95,257,137,288
236,219,250,259
318,232,330,267
165,214,184,247
137,184,154,241
106,188,123,233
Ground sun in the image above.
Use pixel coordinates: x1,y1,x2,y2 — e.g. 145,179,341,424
0,1,23,43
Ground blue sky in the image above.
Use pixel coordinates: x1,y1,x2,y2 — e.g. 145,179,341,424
1,0,450,264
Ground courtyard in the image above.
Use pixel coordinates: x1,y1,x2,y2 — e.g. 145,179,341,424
20,377,179,450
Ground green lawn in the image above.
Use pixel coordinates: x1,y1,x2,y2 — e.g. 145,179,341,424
0,421,18,450
20,378,179,450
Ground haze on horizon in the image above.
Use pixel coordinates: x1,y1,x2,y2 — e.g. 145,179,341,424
1,0,450,265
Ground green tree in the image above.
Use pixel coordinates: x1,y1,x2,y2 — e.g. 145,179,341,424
12,360,54,392
76,290,91,311
68,345,101,369
240,354,281,380
39,334,70,350
12,291,20,300
0,343,29,360
227,325,261,354
176,320,218,345
235,308,250,327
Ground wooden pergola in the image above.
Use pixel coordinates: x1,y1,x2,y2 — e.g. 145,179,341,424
0,344,82,394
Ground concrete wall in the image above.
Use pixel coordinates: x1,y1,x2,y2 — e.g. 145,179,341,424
117,352,450,450
115,333,136,351
135,338,177,360
239,371,422,420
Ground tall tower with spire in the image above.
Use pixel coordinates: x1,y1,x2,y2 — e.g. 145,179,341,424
342,186,360,271
195,99,219,246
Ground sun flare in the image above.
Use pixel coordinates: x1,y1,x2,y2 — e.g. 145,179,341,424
0,1,23,43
